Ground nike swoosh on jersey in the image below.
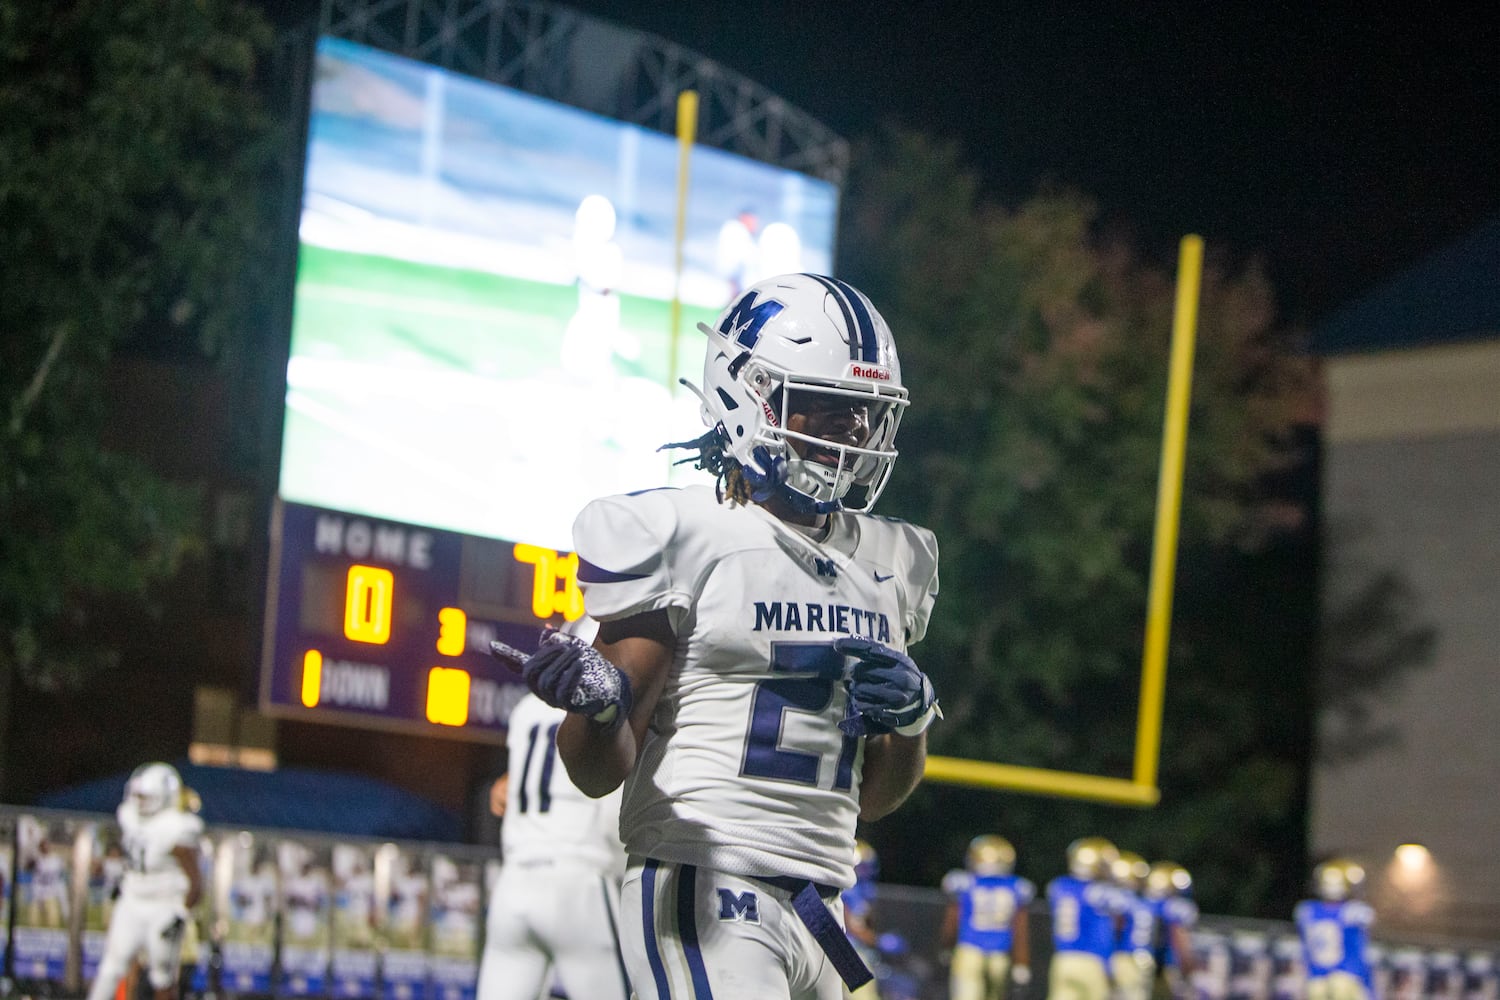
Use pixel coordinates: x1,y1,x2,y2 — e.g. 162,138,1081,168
873,572,894,582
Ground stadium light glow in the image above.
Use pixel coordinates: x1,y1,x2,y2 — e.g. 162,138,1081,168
1389,842,1440,905
1395,843,1432,870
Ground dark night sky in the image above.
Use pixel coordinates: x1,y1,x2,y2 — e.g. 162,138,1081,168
556,0,1498,329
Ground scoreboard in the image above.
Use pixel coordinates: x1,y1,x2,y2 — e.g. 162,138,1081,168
259,500,581,741
258,36,839,741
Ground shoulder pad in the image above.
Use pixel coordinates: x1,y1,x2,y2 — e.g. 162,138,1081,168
942,869,973,895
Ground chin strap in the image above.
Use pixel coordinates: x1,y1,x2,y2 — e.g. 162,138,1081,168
777,457,845,514
777,481,843,515
659,382,844,514
741,445,789,502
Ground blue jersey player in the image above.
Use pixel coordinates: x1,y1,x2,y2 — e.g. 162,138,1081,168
1144,861,1199,999
1108,851,1154,1000
494,274,941,1000
1046,837,1124,1000
942,835,1034,1000
1295,858,1374,1000
843,840,905,1000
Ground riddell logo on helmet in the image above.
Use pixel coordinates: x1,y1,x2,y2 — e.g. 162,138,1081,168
760,398,778,427
850,364,891,380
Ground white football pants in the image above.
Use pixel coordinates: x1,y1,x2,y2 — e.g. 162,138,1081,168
477,860,630,1000
621,858,849,1000
85,893,187,1000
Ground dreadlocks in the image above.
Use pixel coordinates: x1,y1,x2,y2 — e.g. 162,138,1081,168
659,429,754,507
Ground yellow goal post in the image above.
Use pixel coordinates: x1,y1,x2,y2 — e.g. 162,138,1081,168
924,235,1205,808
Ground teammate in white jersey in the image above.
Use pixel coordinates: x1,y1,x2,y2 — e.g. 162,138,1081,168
86,762,204,1000
494,273,941,1000
26,836,70,927
477,680,630,1000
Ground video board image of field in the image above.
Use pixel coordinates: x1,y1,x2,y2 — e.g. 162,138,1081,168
280,37,840,551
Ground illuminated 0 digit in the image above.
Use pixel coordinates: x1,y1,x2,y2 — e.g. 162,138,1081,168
344,564,394,644
513,544,585,622
436,607,466,656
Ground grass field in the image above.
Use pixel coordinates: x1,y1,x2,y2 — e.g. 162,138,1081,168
280,244,716,550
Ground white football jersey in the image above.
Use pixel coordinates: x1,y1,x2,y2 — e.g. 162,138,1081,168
573,484,939,888
117,800,204,900
340,871,376,924
32,849,69,901
503,693,625,875
284,871,328,938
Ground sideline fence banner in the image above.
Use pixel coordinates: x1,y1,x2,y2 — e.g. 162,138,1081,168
279,839,334,997
330,842,380,999
10,814,76,985
1,805,1495,1000
377,843,430,1000
185,833,217,996
79,819,122,984
427,853,481,1000
221,830,279,995
0,814,13,978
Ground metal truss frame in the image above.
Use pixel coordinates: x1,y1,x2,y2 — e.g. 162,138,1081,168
316,0,849,183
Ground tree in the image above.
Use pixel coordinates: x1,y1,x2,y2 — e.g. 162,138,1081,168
0,0,278,790
839,127,1320,915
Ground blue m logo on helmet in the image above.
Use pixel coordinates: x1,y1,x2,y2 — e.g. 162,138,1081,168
719,292,785,349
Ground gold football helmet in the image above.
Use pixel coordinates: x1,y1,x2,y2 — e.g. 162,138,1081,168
1313,858,1365,901
1066,836,1119,879
967,835,1017,876
1145,861,1192,899
1111,850,1150,890
855,839,879,882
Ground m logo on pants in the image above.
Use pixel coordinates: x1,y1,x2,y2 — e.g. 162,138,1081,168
716,889,760,924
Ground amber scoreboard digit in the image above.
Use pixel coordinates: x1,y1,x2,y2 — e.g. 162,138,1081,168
259,500,583,742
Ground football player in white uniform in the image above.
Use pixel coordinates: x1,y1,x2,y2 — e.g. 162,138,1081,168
86,762,204,1000
476,677,630,1000
27,836,70,928
493,273,941,1000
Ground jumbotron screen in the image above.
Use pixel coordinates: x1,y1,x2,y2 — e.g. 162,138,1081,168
280,36,838,550
261,36,840,740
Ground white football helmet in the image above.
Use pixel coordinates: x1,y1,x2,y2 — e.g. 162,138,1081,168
685,273,908,514
128,762,183,816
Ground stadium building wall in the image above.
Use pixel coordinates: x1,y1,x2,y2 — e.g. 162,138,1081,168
1312,322,1500,936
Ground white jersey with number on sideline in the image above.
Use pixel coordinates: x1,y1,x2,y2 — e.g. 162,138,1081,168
117,800,204,900
503,692,625,874
573,483,939,889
